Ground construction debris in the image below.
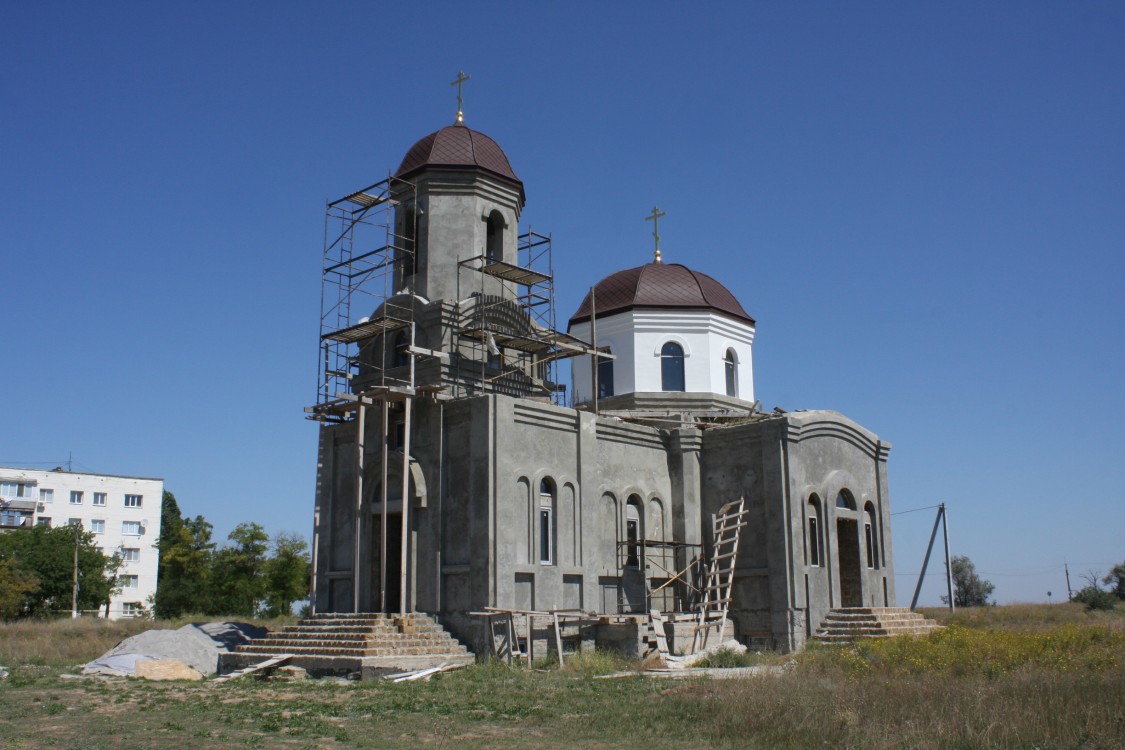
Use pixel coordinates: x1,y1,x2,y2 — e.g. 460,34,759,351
211,654,293,683
133,659,204,682
83,621,266,678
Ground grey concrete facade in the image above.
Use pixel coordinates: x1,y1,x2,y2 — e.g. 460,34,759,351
312,396,895,652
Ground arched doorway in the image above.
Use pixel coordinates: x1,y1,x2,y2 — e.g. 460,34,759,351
835,491,862,607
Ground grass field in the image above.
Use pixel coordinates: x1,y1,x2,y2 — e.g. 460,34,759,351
0,604,1122,749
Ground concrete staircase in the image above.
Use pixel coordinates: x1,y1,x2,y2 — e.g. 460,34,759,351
815,607,942,644
218,612,474,678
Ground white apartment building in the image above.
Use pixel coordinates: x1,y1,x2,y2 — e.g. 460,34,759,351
0,466,163,618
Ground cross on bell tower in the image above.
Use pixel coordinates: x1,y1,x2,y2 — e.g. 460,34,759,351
451,70,471,124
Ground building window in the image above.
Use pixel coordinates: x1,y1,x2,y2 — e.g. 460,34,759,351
124,494,143,508
660,342,685,392
91,519,105,534
0,510,25,527
0,481,33,498
37,516,51,527
122,521,142,536
68,518,82,528
121,547,140,562
539,478,555,565
40,488,53,504
391,331,410,369
807,496,822,567
70,491,83,505
836,490,856,511
120,574,139,589
93,492,107,506
485,210,505,262
596,351,614,399
122,602,144,617
724,348,738,398
864,502,878,569
625,496,644,568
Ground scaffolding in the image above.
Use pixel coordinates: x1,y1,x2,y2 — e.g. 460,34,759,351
311,175,421,423
307,175,427,617
455,230,594,406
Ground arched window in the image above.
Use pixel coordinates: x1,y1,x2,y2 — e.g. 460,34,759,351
836,490,856,511
864,502,878,569
597,350,614,399
485,210,504,262
807,496,822,567
392,331,409,368
724,348,738,398
625,496,644,568
660,342,685,392
399,207,418,278
539,478,555,565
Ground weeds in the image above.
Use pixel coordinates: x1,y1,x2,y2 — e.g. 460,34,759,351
0,606,1123,749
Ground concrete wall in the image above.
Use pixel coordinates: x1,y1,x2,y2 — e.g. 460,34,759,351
311,399,894,654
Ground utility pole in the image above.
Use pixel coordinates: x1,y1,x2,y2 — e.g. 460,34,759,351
1064,562,1073,601
71,523,80,618
941,503,954,613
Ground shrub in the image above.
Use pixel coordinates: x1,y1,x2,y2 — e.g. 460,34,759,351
693,647,760,668
1074,585,1117,611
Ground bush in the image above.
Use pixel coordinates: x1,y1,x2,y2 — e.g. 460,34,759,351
1074,585,1117,611
693,647,760,668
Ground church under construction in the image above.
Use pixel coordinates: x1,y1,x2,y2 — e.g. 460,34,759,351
305,94,899,657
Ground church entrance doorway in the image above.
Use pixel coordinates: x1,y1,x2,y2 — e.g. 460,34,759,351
372,513,403,613
836,518,862,607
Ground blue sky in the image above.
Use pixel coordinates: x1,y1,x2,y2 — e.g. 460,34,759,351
2,2,1121,605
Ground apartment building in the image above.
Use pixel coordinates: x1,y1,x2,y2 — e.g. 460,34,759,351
0,466,163,618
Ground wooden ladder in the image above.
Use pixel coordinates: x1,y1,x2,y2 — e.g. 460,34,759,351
647,609,670,658
691,497,748,653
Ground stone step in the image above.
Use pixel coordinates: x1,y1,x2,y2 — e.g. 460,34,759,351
244,637,462,651
814,607,942,644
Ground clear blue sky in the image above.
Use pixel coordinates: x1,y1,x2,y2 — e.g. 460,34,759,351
2,2,1121,605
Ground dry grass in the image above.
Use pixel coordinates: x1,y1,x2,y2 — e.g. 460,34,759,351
0,617,170,667
921,600,1125,631
0,605,1122,749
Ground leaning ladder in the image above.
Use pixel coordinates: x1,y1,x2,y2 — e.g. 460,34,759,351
691,497,749,653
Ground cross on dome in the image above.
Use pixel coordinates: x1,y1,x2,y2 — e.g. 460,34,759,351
450,70,471,124
645,206,667,263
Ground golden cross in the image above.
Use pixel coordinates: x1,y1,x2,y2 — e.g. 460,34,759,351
645,206,667,263
451,70,471,124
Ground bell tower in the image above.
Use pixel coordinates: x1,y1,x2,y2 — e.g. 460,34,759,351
390,123,525,303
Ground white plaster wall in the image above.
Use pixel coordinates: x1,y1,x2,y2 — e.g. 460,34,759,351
0,467,163,618
569,310,755,404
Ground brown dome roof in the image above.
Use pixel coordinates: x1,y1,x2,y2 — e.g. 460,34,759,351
569,263,754,327
395,124,523,199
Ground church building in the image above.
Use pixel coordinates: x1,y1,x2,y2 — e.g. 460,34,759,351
307,101,896,653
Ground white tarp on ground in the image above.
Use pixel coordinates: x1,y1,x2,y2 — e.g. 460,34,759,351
82,621,266,677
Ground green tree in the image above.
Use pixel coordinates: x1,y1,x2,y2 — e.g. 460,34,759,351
206,522,270,616
0,557,39,620
154,490,215,618
1103,562,1125,600
942,555,995,607
0,524,115,616
263,532,311,617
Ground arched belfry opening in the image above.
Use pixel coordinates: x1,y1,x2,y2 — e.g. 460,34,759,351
486,210,505,263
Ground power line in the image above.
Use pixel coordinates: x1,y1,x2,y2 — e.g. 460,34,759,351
891,504,942,516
